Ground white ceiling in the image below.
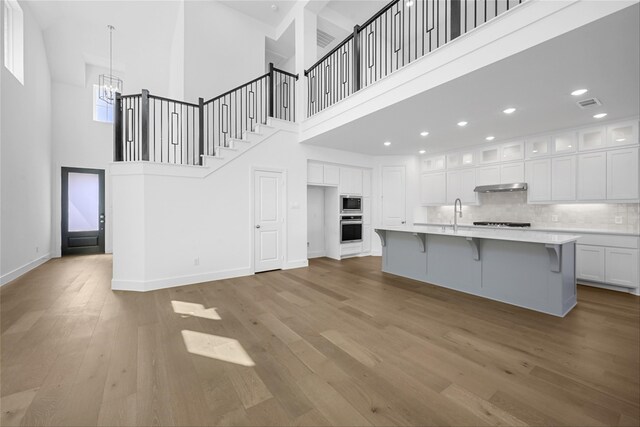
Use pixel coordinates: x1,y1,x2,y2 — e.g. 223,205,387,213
303,3,640,156
323,0,388,26
218,0,297,28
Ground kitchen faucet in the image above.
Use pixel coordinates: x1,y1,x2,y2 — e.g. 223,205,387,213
453,198,463,233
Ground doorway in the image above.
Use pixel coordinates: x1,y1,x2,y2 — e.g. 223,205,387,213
253,169,284,273
61,167,105,255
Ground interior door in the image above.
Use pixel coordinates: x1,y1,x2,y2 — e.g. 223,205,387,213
61,167,105,255
254,170,283,272
382,166,406,226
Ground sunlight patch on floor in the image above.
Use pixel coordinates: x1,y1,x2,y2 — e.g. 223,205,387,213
181,330,255,367
171,300,221,320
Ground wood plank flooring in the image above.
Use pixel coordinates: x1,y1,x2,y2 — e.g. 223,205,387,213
1,254,639,426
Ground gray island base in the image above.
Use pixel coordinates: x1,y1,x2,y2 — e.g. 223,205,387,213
374,226,581,317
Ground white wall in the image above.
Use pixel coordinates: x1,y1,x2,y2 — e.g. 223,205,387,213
183,1,272,102
1,1,52,285
168,0,185,100
307,186,325,258
111,124,377,291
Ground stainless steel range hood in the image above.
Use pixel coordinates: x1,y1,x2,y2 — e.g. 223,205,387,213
474,182,528,193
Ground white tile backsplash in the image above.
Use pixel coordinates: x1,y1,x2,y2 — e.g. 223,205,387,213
423,192,640,233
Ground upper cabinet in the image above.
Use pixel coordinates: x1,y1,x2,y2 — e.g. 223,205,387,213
526,159,551,202
525,136,551,158
501,141,524,162
577,152,607,201
446,169,476,205
551,156,576,201
578,127,606,151
607,120,639,148
607,147,639,200
308,163,340,186
501,162,525,184
552,132,577,154
362,169,372,197
476,165,500,187
420,172,446,206
479,145,501,164
339,167,363,195
447,151,475,169
422,155,445,172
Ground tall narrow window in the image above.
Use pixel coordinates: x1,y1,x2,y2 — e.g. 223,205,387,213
93,84,114,123
3,0,24,84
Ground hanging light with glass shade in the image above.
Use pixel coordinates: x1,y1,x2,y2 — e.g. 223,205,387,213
98,25,123,104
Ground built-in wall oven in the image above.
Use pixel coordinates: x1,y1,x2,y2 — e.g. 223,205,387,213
340,215,363,243
340,195,362,214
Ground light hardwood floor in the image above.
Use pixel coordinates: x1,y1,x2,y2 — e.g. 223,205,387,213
1,254,639,426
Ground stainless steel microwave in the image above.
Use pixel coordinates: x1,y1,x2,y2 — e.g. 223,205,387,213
340,195,362,214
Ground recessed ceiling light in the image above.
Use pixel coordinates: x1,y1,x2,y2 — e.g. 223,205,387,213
405,0,415,6
419,150,426,154
457,121,468,127
593,113,607,119
420,131,429,137
383,141,391,146
271,4,278,11
503,107,516,114
571,89,588,96
532,150,538,153
485,136,495,141
616,138,626,142
568,145,572,148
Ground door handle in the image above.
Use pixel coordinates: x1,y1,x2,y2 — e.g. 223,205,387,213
100,214,105,219
255,225,261,229
401,221,406,224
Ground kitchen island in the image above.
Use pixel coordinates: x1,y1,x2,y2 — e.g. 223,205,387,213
374,225,581,317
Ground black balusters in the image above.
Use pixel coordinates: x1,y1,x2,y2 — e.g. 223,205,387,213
304,0,527,117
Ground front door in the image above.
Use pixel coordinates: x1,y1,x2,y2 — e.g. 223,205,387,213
254,170,283,272
61,167,105,255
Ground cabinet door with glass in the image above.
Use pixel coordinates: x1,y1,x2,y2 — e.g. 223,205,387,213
578,127,606,151
552,132,577,154
422,156,446,172
525,136,551,158
501,141,524,161
607,121,638,148
479,146,501,164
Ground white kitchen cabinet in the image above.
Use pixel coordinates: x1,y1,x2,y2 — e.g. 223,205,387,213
339,167,363,195
525,136,551,158
607,147,639,200
501,141,524,161
362,169,372,197
363,225,372,253
446,169,476,205
577,152,606,201
576,245,605,282
551,156,576,201
422,155,446,172
307,163,324,184
526,159,551,202
578,127,606,151
552,132,577,154
447,151,474,169
500,162,525,184
420,172,446,205
324,165,340,185
607,120,638,147
479,146,501,164
605,248,639,288
307,163,340,186
476,165,500,186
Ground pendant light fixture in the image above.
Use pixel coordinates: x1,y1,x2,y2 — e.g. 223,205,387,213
98,25,123,104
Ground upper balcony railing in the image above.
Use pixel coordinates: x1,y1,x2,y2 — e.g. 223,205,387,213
114,64,297,166
304,0,525,117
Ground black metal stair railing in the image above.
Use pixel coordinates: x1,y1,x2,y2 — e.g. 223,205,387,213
305,0,526,117
113,64,298,165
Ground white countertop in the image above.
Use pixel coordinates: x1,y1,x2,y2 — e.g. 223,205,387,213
374,225,581,245
415,222,640,237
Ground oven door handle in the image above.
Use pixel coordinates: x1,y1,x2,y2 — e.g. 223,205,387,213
341,221,363,225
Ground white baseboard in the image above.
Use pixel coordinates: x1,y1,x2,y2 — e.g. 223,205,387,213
307,251,326,259
1,254,51,287
578,280,640,296
111,267,253,292
283,259,309,270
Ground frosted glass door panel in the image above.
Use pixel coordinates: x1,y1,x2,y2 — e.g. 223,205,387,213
68,172,99,232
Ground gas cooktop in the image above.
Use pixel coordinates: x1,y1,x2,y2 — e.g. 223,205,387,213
473,221,531,228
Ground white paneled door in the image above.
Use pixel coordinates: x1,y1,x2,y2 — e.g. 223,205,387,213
382,166,406,226
254,170,283,273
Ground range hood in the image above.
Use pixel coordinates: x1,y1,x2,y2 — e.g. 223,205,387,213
474,182,528,193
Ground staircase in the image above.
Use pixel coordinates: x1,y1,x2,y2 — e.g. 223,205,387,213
113,64,298,169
